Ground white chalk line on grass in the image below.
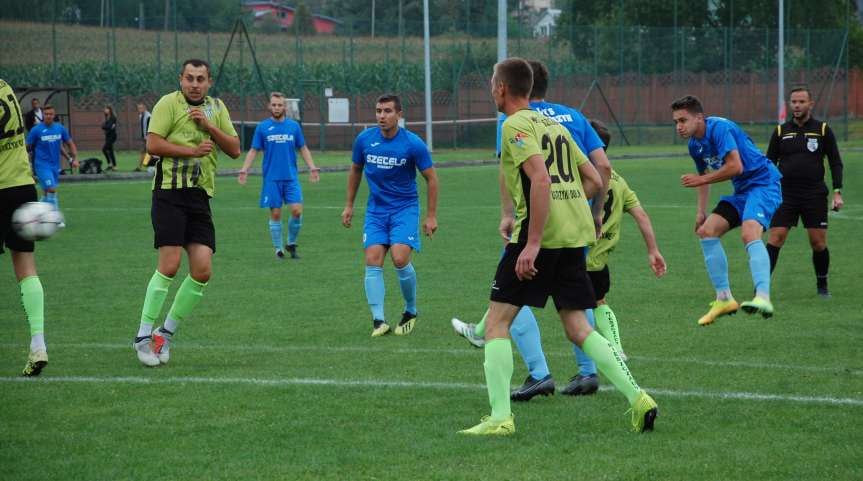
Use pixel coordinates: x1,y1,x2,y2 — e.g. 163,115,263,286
2,375,861,407
2,342,860,376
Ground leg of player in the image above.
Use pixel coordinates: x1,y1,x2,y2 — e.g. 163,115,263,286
739,220,774,318
152,243,212,365
269,207,285,259
365,245,389,337
134,246,179,367
14,251,48,377
807,228,830,298
766,227,789,274
695,213,738,326
561,309,600,396
450,309,487,348
560,309,657,432
459,301,518,436
509,307,555,401
286,203,303,259
391,244,417,336
594,299,625,356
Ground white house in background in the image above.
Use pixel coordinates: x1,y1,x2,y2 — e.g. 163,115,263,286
533,8,561,38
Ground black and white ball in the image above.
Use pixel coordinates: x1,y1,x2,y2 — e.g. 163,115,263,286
12,202,64,241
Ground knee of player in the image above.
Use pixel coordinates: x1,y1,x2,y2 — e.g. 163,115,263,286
809,237,827,251
190,267,211,283
291,205,303,218
596,298,607,306
695,225,714,239
391,254,411,268
270,210,282,221
365,252,385,267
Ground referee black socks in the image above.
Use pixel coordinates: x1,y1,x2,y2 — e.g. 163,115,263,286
813,247,830,288
766,243,781,274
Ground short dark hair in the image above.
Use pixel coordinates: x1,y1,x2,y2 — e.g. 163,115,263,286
180,59,211,76
789,85,812,99
494,58,533,99
670,95,704,114
376,93,402,112
589,119,610,150
527,60,549,99
42,104,55,111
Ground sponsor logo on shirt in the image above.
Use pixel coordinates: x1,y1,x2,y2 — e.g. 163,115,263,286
510,132,527,148
705,155,722,171
366,154,406,169
370,142,381,147
267,134,295,143
40,134,62,142
533,107,573,124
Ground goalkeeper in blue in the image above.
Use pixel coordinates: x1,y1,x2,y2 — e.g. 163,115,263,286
672,95,782,325
239,92,320,259
341,94,439,337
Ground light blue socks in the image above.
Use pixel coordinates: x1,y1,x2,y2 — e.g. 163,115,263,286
746,239,771,298
268,220,283,251
395,263,417,315
364,266,385,321
288,215,302,245
510,307,551,380
700,237,731,297
41,192,58,209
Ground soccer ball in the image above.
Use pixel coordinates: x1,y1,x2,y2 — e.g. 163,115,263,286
11,202,65,241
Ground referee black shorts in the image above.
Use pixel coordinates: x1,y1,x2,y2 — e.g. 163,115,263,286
151,188,216,252
587,265,611,301
0,184,38,255
770,191,829,230
490,243,596,311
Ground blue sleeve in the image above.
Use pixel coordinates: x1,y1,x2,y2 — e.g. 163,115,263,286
351,132,365,166
61,126,70,142
711,121,738,162
580,113,604,153
293,122,306,149
251,123,264,151
689,143,707,174
495,114,506,157
26,127,37,146
412,135,433,172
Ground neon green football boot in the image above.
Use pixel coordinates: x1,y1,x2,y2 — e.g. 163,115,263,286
697,298,739,326
458,415,515,436
629,390,658,433
740,296,774,319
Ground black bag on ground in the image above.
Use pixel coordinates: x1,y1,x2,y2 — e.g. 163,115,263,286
80,157,102,174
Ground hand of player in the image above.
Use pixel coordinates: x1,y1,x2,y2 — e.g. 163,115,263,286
238,169,248,185
515,243,540,281
499,215,515,243
71,158,80,169
593,214,603,240
423,216,438,239
681,174,703,188
694,211,706,233
341,206,353,228
832,192,844,211
648,250,667,278
309,169,320,183
188,108,210,129
192,140,214,158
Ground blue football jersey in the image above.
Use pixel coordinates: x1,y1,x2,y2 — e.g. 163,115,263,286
688,117,781,193
351,127,433,213
496,101,605,157
26,122,70,167
251,118,306,181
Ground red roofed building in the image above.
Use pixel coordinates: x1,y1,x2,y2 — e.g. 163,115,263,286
242,1,342,34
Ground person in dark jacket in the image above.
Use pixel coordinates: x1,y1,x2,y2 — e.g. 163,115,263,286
102,105,118,171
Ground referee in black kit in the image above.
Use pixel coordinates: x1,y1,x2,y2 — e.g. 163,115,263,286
765,86,844,297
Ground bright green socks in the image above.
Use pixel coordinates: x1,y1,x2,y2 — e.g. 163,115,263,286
20,276,44,336
594,304,623,354
581,330,641,405
474,309,489,338
139,271,173,336
166,275,208,326
483,338,514,421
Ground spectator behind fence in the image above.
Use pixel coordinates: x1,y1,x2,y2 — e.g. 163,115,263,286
135,102,152,171
102,105,118,171
24,98,43,132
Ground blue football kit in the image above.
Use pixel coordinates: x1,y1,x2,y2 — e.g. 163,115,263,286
26,122,70,190
252,118,307,207
351,126,433,251
688,116,783,229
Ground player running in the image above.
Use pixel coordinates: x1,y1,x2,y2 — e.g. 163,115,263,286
132,59,240,367
672,95,782,325
458,58,657,436
25,104,78,213
0,79,49,376
341,94,439,337
239,91,320,259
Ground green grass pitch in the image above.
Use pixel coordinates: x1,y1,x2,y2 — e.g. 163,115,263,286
1,153,861,480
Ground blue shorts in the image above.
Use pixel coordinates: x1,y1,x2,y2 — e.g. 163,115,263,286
260,179,303,208
717,181,783,230
363,205,420,251
34,164,58,190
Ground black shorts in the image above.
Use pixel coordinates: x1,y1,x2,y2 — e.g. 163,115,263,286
712,201,742,229
0,184,38,255
769,193,829,229
490,243,596,311
587,266,610,301
151,188,216,252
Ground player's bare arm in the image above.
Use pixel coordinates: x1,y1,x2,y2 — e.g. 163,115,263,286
188,108,240,159
628,205,667,278
147,132,213,159
578,157,602,200
299,146,320,183
64,139,79,168
238,148,258,185
498,166,515,242
420,166,438,238
832,190,844,211
681,149,743,187
694,183,710,231
516,154,551,281
341,163,363,228
588,147,611,233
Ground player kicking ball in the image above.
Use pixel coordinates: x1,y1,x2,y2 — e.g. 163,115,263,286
672,95,782,325
459,58,657,436
342,94,438,337
239,91,320,259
